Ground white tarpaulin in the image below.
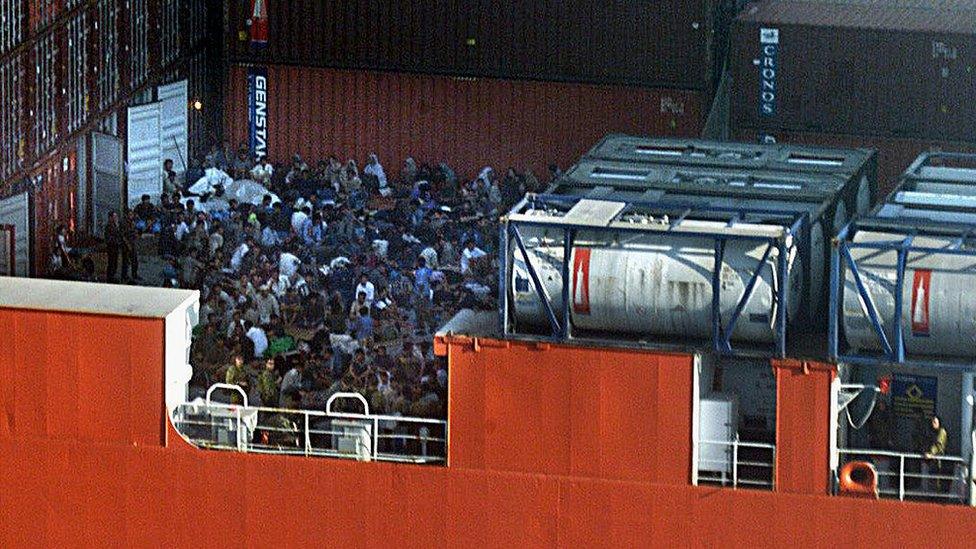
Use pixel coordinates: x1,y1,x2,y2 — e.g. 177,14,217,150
183,178,281,212
187,167,235,195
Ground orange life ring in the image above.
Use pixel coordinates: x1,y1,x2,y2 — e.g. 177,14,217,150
839,461,878,498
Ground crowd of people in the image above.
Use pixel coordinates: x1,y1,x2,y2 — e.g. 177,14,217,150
55,142,552,421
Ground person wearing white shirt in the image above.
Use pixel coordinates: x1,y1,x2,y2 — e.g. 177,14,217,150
420,246,439,270
245,322,269,358
251,158,274,185
460,241,487,275
230,241,251,272
355,274,375,304
290,207,309,235
174,218,191,242
279,251,301,278
364,153,388,191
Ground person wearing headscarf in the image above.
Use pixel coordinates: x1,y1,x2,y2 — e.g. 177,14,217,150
401,157,418,186
364,153,388,193
343,160,362,193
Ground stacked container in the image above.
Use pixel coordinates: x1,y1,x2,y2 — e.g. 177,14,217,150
224,2,737,175
226,0,733,92
503,136,877,358
730,0,976,195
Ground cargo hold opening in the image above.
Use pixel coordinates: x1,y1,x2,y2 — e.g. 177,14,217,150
694,355,776,490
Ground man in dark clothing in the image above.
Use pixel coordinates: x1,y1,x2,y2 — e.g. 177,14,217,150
104,211,123,282
133,194,158,232
121,209,140,281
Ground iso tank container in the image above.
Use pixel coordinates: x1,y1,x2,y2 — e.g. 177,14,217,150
226,0,733,94
831,152,976,366
510,159,856,352
731,0,976,143
224,64,706,179
502,191,809,357
538,158,862,326
584,134,878,215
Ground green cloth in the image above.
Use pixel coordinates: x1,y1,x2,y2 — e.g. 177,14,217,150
264,336,296,358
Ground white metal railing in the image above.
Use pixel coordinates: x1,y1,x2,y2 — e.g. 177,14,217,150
172,389,447,465
696,437,776,490
838,448,971,504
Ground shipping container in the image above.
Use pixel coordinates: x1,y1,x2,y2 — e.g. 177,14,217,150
0,51,24,180
733,128,976,197
0,278,199,442
831,152,976,369
731,0,976,142
224,64,705,179
225,0,732,93
0,0,26,55
31,148,78,276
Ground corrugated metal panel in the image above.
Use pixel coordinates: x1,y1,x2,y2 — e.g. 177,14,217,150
0,0,26,55
32,149,78,275
126,102,162,207
96,0,120,110
225,65,705,178
128,0,150,89
31,32,59,158
0,52,24,180
0,191,29,276
731,0,976,142
187,0,206,44
29,0,59,32
66,10,89,134
157,79,188,175
159,0,181,66
226,0,727,91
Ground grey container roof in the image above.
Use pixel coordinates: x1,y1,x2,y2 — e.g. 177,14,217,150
737,0,976,35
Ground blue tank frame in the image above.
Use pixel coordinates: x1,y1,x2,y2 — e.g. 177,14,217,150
499,193,807,358
829,152,976,370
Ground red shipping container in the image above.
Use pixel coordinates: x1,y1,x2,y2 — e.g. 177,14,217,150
733,128,976,198
224,64,705,179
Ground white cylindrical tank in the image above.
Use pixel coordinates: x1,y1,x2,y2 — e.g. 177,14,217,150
511,228,801,343
842,231,976,358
